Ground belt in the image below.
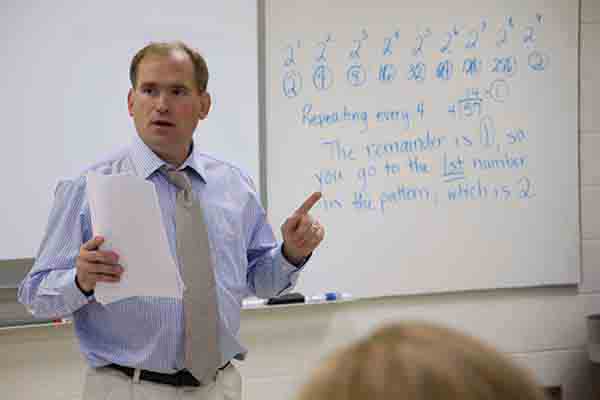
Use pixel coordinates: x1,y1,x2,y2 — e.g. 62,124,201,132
106,361,231,387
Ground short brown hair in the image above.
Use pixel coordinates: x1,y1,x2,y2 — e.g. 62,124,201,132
129,41,209,93
297,322,546,400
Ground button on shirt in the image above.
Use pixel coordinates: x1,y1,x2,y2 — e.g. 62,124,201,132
18,135,303,373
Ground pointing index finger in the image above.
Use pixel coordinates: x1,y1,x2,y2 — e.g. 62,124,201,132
295,192,322,215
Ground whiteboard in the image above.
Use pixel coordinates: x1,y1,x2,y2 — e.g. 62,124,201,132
0,1,258,260
264,0,580,299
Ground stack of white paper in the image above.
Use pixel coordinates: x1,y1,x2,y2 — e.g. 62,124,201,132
86,172,182,304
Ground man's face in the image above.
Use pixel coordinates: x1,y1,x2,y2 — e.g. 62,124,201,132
127,51,210,160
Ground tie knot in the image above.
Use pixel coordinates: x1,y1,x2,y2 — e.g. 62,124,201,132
161,166,192,193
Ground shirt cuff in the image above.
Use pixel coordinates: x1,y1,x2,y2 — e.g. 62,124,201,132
279,244,310,275
59,270,95,310
75,274,95,297
281,244,312,269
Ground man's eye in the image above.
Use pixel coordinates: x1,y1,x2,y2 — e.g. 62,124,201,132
173,88,187,96
141,87,156,95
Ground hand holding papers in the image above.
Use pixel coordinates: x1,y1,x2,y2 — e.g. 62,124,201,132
86,172,182,304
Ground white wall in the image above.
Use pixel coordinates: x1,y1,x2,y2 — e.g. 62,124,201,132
1,1,599,399
0,0,259,261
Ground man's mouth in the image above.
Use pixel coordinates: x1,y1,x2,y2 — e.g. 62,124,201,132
152,120,175,127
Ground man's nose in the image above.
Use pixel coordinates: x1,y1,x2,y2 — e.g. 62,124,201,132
156,93,169,113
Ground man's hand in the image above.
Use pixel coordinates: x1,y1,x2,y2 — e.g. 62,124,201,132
76,236,123,293
281,192,325,266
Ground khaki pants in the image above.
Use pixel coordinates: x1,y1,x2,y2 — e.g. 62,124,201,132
83,363,242,400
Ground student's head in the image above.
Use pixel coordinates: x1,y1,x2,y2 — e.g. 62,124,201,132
127,41,211,166
297,321,545,400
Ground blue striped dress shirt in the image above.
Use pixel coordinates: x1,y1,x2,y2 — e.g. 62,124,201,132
18,135,303,373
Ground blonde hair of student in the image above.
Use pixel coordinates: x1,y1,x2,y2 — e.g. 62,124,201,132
297,322,546,400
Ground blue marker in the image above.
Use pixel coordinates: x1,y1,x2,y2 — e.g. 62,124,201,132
307,292,352,304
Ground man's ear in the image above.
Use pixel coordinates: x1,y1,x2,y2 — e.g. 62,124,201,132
198,92,212,120
127,88,134,117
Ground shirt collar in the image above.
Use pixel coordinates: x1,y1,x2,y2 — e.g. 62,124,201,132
129,135,208,183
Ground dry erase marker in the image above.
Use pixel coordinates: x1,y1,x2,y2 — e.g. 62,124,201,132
243,298,268,308
307,292,352,304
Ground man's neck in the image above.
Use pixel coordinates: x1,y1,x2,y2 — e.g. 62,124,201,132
153,142,194,168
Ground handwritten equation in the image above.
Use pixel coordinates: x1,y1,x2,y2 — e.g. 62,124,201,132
280,15,549,97
272,13,561,215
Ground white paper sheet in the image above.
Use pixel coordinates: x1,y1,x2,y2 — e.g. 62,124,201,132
86,172,182,304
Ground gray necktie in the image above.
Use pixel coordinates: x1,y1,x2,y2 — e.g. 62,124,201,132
162,166,220,384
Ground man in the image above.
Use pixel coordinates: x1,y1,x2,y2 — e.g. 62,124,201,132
18,41,324,400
